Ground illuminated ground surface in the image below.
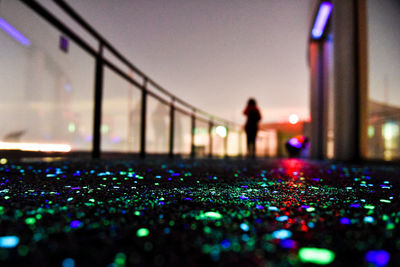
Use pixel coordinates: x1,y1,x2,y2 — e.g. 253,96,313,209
0,158,399,266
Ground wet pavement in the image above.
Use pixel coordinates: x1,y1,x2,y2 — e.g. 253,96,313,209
0,157,399,266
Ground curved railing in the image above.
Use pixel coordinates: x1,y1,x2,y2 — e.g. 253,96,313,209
12,0,245,158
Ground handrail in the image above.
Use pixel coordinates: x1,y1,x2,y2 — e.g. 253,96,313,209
51,0,240,129
17,0,247,158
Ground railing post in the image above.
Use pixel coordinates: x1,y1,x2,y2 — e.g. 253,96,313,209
190,112,196,158
224,126,229,158
239,130,243,157
208,121,213,158
92,43,104,159
140,78,148,158
169,98,175,158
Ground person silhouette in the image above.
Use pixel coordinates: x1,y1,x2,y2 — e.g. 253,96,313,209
243,98,262,158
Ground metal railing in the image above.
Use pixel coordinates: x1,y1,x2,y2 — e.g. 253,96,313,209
19,0,245,158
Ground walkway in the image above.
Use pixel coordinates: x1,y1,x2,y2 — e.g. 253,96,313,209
0,158,398,266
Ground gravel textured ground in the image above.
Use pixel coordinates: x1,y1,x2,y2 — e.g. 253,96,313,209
0,157,399,266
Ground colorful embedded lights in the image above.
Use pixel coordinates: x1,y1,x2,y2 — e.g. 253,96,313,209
198,211,223,220
299,248,335,265
365,250,390,267
0,236,20,248
136,228,150,237
272,230,292,240
0,158,398,265
240,223,249,232
62,258,75,267
70,220,82,228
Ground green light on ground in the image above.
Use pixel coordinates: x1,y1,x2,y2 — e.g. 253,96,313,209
115,252,127,266
136,228,149,237
299,248,335,265
306,207,315,212
197,211,223,220
25,217,36,225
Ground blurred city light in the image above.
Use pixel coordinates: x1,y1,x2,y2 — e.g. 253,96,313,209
289,114,299,124
0,17,31,46
382,122,399,140
311,2,333,39
215,126,227,138
0,142,71,152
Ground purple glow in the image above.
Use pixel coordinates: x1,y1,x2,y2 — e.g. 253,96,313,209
70,220,82,228
280,239,296,249
365,250,390,267
0,17,30,46
311,2,332,39
340,217,351,225
288,138,302,149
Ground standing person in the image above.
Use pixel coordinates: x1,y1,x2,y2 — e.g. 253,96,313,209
243,98,262,158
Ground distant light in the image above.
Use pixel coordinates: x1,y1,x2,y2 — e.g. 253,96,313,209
299,248,335,265
368,125,375,138
0,142,71,152
0,17,31,46
68,123,76,133
215,126,227,138
289,114,299,124
382,121,399,140
0,236,19,248
101,125,110,134
112,136,121,143
311,2,333,39
65,83,72,92
365,250,390,267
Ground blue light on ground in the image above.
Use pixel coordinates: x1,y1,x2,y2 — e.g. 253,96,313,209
365,250,390,267
0,236,19,248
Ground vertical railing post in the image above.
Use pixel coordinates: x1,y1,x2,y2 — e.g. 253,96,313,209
169,98,175,158
190,111,196,158
239,130,243,157
208,121,213,158
224,126,229,158
92,43,104,159
140,78,148,158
